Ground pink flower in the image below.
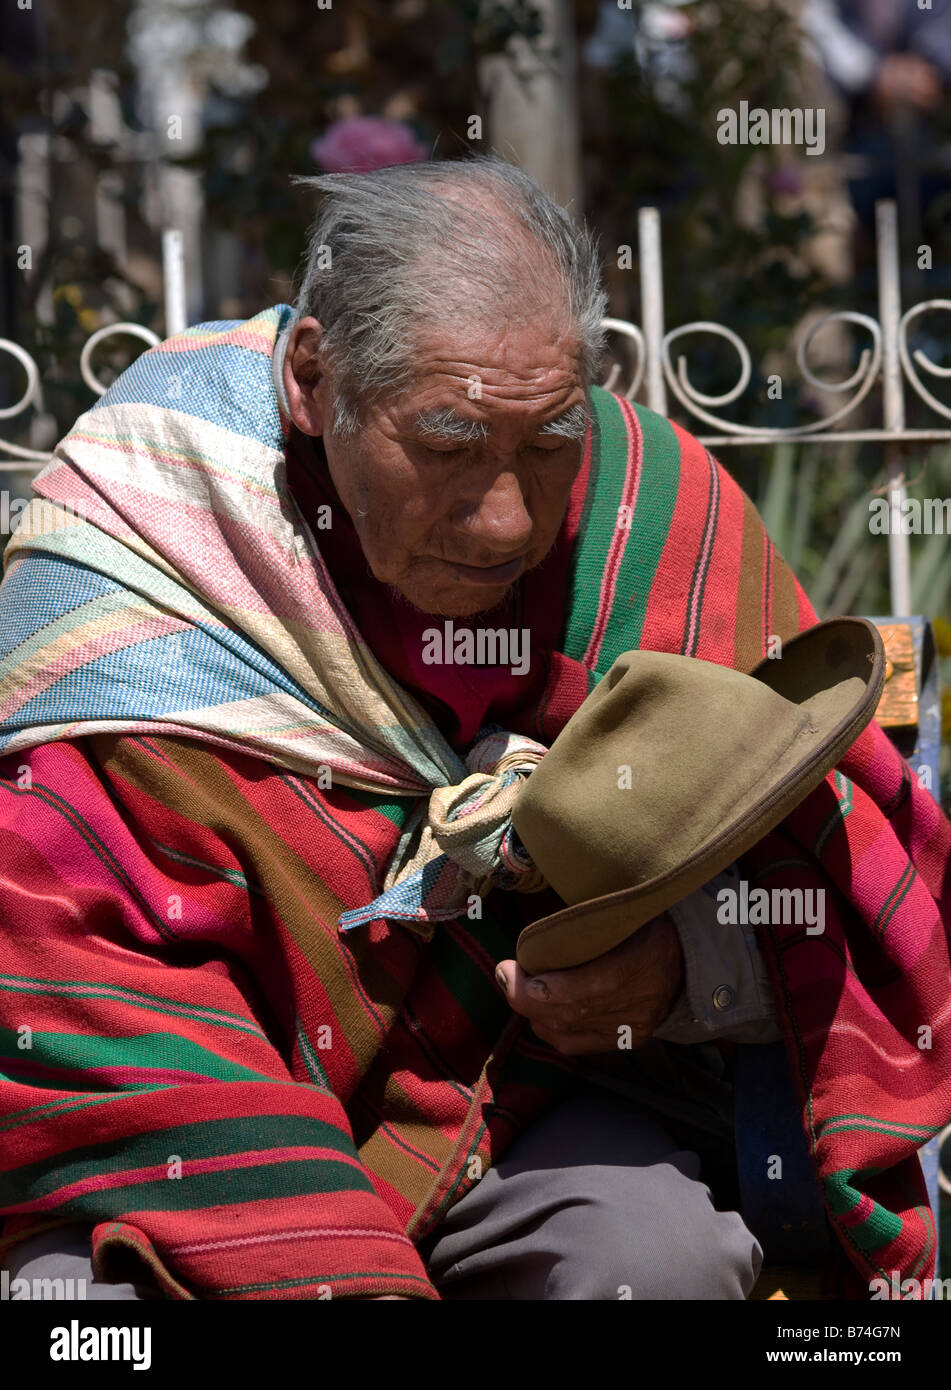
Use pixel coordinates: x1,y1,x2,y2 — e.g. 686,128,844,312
763,162,805,198
310,117,429,173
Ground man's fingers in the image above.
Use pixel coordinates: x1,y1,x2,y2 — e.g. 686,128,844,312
494,918,677,1023
495,951,631,1012
496,960,673,1054
495,959,618,1023
531,954,622,1005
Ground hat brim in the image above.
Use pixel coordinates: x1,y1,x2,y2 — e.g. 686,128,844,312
515,618,885,974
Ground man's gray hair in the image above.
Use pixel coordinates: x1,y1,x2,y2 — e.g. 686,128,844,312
288,155,607,435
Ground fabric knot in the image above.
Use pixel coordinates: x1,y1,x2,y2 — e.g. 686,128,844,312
337,728,548,938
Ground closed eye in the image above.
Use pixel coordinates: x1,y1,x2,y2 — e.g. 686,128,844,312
527,437,574,451
419,440,468,457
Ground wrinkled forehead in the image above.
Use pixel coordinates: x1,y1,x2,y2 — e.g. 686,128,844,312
404,317,585,400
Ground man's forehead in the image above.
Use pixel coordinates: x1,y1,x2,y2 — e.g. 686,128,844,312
399,367,586,426
390,324,586,432
410,319,583,386
409,400,585,432
407,385,582,414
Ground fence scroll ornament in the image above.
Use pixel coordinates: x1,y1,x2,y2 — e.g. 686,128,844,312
1,202,948,609
0,323,160,464
603,298,951,442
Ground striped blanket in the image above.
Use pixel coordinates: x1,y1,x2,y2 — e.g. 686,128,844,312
0,305,948,1299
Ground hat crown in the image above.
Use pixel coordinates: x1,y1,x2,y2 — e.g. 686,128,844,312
512,618,885,973
512,651,816,906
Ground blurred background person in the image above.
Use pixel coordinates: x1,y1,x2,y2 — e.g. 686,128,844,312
802,0,951,284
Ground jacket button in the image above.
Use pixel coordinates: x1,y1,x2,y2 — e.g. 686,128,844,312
713,985,735,1011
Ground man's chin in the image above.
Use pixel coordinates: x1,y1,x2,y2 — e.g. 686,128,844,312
385,579,517,619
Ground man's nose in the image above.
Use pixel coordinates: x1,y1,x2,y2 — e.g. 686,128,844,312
448,467,533,552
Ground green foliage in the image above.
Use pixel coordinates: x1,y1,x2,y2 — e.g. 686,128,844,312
755,438,951,811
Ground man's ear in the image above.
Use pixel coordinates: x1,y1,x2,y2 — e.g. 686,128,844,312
283,317,328,437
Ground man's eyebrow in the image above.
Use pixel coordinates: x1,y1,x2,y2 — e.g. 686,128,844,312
414,408,488,443
412,401,589,443
537,401,589,440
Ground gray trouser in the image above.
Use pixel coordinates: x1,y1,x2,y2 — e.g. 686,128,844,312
0,1091,761,1300
419,1090,761,1299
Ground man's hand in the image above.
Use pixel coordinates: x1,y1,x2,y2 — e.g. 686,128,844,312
494,913,685,1056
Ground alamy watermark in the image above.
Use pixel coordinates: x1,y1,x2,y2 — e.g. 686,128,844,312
717,102,825,156
50,1320,151,1369
0,494,89,536
421,621,530,677
716,881,825,934
2,1268,87,1300
869,494,951,535
870,1271,951,1300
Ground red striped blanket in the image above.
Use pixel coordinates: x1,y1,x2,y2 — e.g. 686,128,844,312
0,345,948,1299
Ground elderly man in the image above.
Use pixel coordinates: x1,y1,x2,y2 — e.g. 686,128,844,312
0,156,948,1303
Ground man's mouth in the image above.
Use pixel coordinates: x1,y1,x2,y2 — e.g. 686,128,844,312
446,557,525,585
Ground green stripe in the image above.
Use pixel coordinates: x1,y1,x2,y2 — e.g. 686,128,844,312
213,1270,433,1296
429,1121,489,1229
0,1027,275,1089
560,387,614,659
815,770,853,859
873,863,918,940
0,1088,173,1134
849,1204,903,1254
279,772,400,897
820,1111,937,1139
678,450,717,657
882,763,912,818
426,907,523,1065
341,786,411,829
282,771,409,843
824,1170,862,1216
30,1158,373,1219
605,400,682,665
824,1170,904,1252
0,973,266,1041
2,1113,365,1207
147,838,263,893
572,394,684,675
295,1019,331,1091
820,1117,935,1142
275,776,400,1035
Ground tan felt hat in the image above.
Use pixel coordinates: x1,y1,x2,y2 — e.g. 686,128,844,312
511,617,885,974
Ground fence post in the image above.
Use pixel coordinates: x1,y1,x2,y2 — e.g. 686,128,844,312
876,200,912,616
638,207,667,418
162,229,187,338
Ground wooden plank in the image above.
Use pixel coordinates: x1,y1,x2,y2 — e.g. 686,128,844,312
874,622,918,729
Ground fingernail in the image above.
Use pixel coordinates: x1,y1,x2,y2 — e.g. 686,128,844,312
527,977,551,1001
495,965,508,993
